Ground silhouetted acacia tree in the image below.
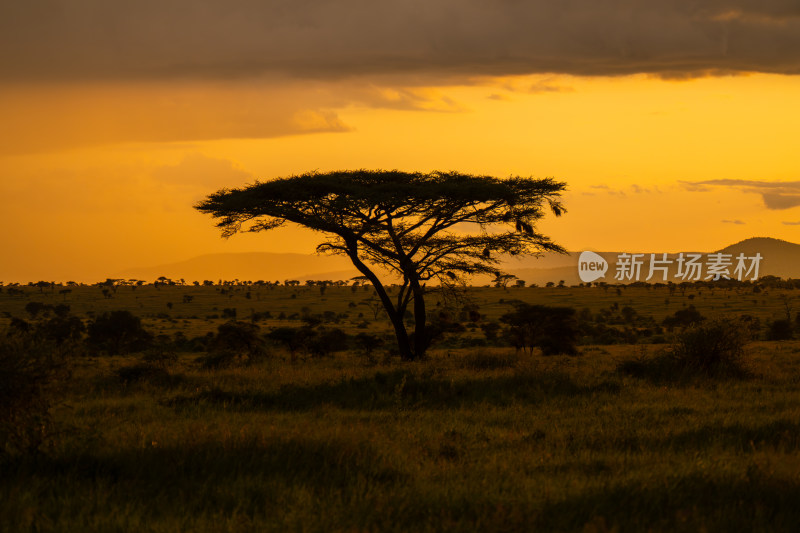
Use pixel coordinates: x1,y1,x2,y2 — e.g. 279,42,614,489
196,170,566,360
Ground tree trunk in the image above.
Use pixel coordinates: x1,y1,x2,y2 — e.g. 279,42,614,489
410,277,427,360
345,247,415,361
389,311,414,361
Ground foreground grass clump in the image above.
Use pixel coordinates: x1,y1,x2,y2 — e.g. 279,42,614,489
2,343,800,531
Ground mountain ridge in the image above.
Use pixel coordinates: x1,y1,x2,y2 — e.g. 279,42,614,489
113,237,800,285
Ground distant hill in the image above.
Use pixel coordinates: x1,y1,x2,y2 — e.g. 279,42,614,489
115,237,800,285
116,252,360,283
716,237,800,280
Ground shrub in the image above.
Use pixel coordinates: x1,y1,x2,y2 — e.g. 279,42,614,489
306,327,349,357
266,327,314,357
0,331,72,456
301,314,323,328
24,301,50,319
500,304,578,355
767,319,794,341
141,335,179,368
250,310,272,322
266,326,350,358
662,305,704,331
738,314,762,340
668,318,751,377
8,317,30,335
36,315,85,345
620,306,637,323
117,335,183,386
199,321,267,368
480,321,502,343
87,310,153,355
354,333,384,361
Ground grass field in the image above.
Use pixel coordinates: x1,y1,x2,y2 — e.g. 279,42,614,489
2,284,800,531
1,282,796,339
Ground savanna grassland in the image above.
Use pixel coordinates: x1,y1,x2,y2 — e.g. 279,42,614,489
2,281,800,532
0,281,795,340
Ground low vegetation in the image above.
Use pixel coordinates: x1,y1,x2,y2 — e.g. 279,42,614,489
618,317,753,381
2,281,800,530
0,330,73,456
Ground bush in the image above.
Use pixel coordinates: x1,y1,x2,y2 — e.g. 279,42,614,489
36,315,85,345
24,301,51,319
266,326,350,358
500,304,578,355
306,327,349,357
266,327,314,357
8,317,30,334
199,321,267,369
141,335,179,368
354,333,384,362
669,318,751,376
662,305,704,331
0,331,72,456
250,310,272,322
480,321,501,343
767,319,794,341
87,310,153,355
738,314,762,340
669,318,751,377
619,318,752,381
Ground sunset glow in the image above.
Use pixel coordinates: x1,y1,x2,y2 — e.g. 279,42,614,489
2,2,799,282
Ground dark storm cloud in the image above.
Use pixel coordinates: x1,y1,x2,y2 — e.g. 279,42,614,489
682,179,800,209
2,0,800,83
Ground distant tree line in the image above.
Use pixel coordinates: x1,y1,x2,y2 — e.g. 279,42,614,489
3,275,800,294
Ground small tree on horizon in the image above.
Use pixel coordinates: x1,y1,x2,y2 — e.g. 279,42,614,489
196,169,566,360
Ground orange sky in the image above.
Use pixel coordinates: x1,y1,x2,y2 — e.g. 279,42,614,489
1,3,799,283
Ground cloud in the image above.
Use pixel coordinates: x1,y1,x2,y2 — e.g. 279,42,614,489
487,93,512,101
2,1,800,84
0,74,479,154
682,179,800,209
584,183,654,196
783,221,800,225
760,193,800,210
151,154,252,190
354,85,464,112
528,81,575,94
722,219,745,224
0,81,354,154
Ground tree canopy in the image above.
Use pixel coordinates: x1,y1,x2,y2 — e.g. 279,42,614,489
196,169,567,360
